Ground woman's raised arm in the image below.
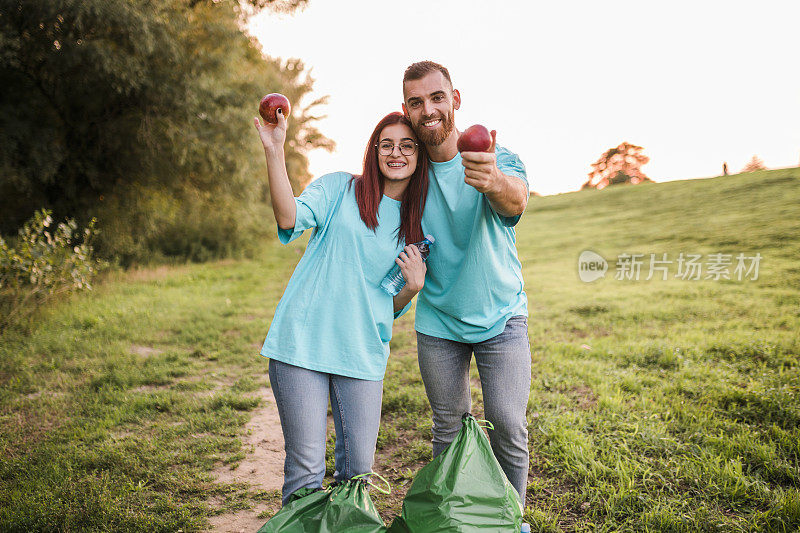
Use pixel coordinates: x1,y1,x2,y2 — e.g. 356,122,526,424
254,111,296,230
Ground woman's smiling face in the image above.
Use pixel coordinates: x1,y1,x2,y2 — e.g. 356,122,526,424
377,123,419,183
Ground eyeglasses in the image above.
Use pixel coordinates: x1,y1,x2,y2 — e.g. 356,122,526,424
376,140,417,156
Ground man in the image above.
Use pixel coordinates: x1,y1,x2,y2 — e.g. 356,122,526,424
401,60,531,504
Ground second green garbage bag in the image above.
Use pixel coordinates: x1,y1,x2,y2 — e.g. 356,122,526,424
388,414,523,532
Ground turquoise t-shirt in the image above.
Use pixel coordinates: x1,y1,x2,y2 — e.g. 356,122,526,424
415,146,529,343
260,172,410,381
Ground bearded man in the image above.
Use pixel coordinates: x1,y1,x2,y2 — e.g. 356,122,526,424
401,60,532,506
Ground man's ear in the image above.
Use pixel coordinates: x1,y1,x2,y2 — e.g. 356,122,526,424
452,89,461,111
402,103,409,119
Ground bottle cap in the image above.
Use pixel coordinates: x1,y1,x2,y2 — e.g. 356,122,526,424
424,234,435,244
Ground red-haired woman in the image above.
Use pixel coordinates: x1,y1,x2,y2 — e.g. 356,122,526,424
253,111,429,505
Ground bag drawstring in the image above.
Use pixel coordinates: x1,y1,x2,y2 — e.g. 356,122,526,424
352,472,392,494
477,419,495,430
461,412,494,431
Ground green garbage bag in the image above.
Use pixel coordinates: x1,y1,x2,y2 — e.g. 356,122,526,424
388,414,522,532
257,488,329,533
257,475,389,533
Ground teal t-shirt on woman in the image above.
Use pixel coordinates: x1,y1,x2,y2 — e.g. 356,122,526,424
260,172,410,381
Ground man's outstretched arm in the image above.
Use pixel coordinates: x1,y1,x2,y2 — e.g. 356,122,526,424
461,131,529,217
485,166,528,217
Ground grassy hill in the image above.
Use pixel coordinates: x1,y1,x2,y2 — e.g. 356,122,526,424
1,168,798,531
507,168,800,530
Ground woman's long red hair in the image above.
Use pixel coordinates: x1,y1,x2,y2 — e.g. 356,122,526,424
353,112,429,244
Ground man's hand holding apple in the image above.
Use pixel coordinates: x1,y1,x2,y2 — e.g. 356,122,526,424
461,129,501,194
460,126,528,217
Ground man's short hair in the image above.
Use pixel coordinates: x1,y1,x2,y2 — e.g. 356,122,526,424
403,61,452,89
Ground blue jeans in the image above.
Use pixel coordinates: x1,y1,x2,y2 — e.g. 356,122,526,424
268,359,383,505
416,316,531,504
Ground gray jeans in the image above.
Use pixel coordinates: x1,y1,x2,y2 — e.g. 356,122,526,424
416,316,532,504
268,359,383,505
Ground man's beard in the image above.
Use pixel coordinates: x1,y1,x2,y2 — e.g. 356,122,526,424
413,109,455,147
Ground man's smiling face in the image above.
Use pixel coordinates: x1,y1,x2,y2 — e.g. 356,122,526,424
402,71,461,147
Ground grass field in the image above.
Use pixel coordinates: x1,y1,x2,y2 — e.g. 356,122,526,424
1,168,799,532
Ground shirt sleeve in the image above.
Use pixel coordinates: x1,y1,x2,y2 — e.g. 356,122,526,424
393,298,414,319
494,146,529,227
277,173,342,244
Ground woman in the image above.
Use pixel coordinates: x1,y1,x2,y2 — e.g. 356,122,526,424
253,110,429,504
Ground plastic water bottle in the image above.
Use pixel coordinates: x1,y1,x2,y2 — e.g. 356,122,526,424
521,523,531,533
380,235,435,296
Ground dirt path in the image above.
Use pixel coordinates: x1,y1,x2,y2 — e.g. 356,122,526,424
207,386,284,532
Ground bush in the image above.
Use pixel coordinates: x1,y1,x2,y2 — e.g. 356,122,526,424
0,209,104,330
92,183,272,266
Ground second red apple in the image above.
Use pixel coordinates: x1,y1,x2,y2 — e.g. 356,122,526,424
457,124,493,153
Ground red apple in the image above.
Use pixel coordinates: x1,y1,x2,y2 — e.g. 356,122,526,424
457,124,493,153
259,93,291,124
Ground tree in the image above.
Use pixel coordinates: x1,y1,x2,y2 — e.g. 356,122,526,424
0,0,332,264
741,156,766,173
581,142,652,190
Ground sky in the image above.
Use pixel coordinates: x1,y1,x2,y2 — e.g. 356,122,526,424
249,1,800,195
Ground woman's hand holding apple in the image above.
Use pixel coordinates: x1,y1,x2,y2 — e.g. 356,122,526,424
254,93,291,153
254,96,296,230
253,110,288,154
